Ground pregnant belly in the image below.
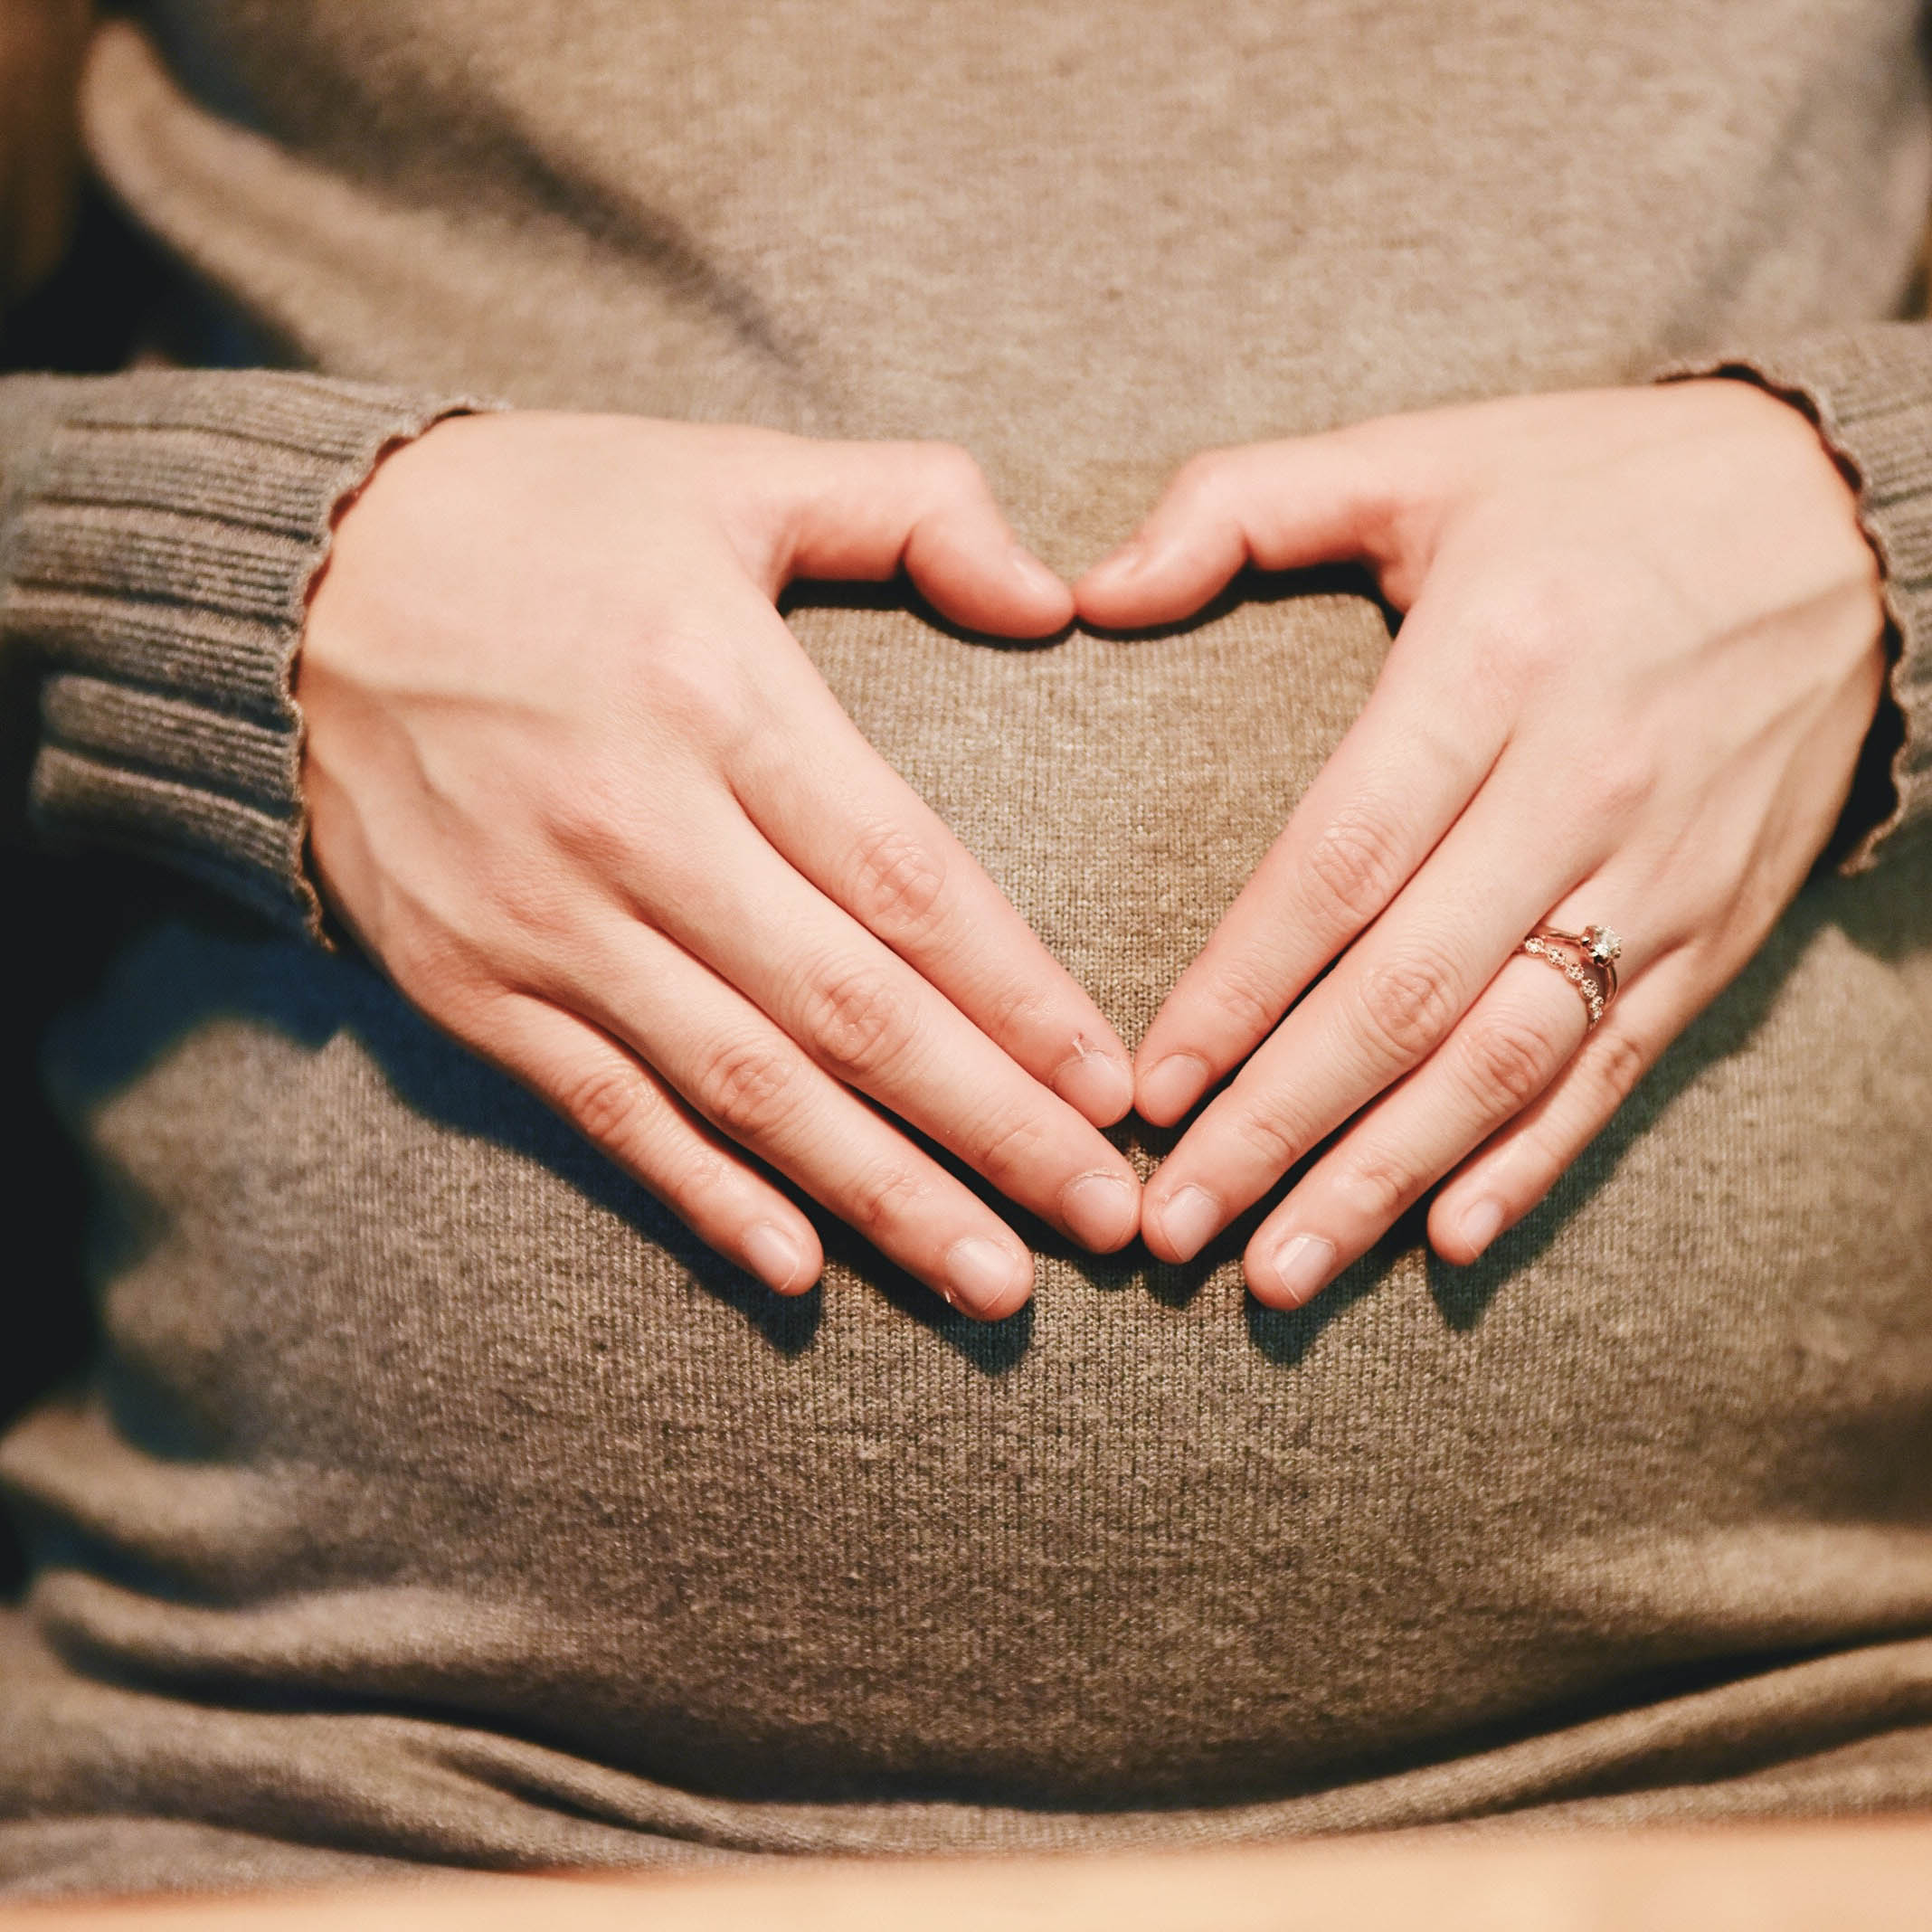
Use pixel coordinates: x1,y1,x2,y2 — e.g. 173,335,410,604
8,580,1932,1814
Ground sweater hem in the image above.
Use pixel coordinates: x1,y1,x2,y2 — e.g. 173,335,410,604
1,371,486,937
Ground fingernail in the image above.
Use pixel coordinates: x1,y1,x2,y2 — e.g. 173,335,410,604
1098,536,1148,579
1457,1197,1506,1259
1060,1170,1138,1251
1157,1182,1221,1263
1009,544,1067,601
1140,1052,1210,1123
1053,1037,1134,1123
743,1221,808,1294
1264,1232,1337,1308
945,1236,1029,1318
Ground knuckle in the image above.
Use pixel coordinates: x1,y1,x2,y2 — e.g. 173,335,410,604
922,440,988,504
539,755,649,872
634,633,754,756
417,969,498,1042
1302,802,1407,931
1568,739,1655,823
1357,948,1461,1064
691,1034,800,1141
562,1060,658,1155
380,919,460,1006
843,1160,929,1237
803,964,914,1082
485,864,583,959
981,976,1056,1047
1231,1104,1302,1178
661,1142,736,1215
973,1110,1050,1191
1170,448,1235,516
1203,954,1285,1041
380,905,510,1021
1479,573,1583,687
1329,432,1408,551
848,819,948,933
1463,1009,1567,1109
1588,1028,1651,1109
632,645,714,731
1332,1148,1415,1226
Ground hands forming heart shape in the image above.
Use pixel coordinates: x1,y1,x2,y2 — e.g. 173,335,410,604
299,381,1887,1321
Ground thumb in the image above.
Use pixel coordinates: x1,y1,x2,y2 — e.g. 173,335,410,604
1075,430,1408,630
762,438,1074,638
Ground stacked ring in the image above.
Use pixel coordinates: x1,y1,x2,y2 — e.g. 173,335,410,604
1517,923,1622,1027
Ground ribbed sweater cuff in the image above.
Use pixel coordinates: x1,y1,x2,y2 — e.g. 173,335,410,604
0,370,479,935
1661,322,1932,875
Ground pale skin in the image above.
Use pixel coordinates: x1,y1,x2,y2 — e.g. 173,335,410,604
300,380,1889,1318
1083,377,1889,1305
300,416,1141,1321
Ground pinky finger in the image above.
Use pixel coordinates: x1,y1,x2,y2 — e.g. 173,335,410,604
484,992,826,1296
1426,961,1693,1265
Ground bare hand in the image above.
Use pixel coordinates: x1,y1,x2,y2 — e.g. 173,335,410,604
300,413,1140,1320
1076,380,1887,1307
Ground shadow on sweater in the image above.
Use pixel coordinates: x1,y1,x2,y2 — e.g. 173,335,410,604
42,895,1052,1372
37,802,1932,1391
1245,836,1932,1367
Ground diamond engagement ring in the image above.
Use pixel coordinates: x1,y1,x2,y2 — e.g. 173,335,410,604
1517,923,1622,1027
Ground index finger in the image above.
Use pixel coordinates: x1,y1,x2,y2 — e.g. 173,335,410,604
1133,601,1509,1124
729,635,1137,1126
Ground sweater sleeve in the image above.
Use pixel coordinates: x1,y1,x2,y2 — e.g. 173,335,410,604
0,369,477,936
1662,321,1932,876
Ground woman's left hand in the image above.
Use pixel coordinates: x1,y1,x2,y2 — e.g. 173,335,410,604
1075,379,1889,1308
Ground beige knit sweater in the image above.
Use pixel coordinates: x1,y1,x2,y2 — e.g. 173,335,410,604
1,0,1931,1902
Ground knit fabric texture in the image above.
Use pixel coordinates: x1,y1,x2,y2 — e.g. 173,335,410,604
1,0,1931,1901
0,372,474,931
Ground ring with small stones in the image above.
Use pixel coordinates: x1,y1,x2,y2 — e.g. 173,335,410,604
1517,923,1621,1026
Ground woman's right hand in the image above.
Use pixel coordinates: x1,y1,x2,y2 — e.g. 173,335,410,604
298,412,1140,1319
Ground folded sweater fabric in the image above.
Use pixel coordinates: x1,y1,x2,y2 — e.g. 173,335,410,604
1,0,1932,1900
